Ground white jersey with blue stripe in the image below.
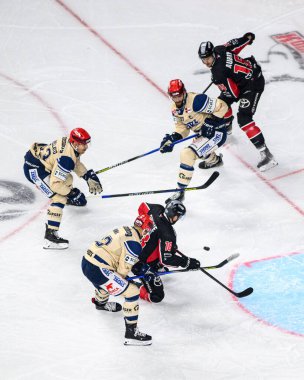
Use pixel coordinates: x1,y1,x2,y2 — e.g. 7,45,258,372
171,92,228,138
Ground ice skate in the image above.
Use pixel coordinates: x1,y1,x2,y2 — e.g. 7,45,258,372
199,153,223,169
91,297,122,312
43,225,69,250
124,322,152,346
257,146,278,172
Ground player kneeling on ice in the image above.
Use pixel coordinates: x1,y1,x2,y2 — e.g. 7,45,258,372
23,128,102,250
132,201,201,303
160,79,231,203
81,216,153,346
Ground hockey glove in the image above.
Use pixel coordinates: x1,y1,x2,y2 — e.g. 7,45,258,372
160,132,182,153
82,169,103,195
67,188,87,206
199,117,220,139
132,261,151,276
184,257,201,271
243,32,255,45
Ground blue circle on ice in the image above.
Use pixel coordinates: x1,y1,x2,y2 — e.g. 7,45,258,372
232,252,304,337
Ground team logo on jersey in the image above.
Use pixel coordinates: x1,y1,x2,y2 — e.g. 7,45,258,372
240,98,250,108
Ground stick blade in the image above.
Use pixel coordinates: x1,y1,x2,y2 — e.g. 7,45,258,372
235,287,254,298
198,171,220,189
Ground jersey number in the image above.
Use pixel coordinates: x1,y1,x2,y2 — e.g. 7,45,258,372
233,56,252,78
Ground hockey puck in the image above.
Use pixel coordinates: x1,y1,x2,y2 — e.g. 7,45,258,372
203,246,210,251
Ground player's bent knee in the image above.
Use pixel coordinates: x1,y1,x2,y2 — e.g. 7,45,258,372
180,147,197,166
150,292,164,303
121,283,140,299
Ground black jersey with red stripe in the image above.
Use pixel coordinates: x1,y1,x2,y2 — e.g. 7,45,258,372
211,36,263,105
138,202,187,268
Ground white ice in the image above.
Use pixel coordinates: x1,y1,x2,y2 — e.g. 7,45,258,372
1,1,304,379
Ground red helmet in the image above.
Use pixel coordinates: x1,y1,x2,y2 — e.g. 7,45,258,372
134,214,153,231
69,128,91,145
167,79,186,97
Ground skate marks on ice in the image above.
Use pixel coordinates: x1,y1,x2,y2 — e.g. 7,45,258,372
230,252,304,337
0,180,35,221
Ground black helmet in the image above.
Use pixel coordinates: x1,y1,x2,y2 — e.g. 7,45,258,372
164,200,186,223
198,41,214,59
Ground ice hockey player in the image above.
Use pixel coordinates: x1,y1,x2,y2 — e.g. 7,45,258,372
198,33,278,171
81,215,153,346
160,79,231,203
132,201,201,303
23,128,102,249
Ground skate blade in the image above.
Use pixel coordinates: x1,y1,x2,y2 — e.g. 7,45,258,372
259,159,278,172
124,338,152,346
43,240,69,250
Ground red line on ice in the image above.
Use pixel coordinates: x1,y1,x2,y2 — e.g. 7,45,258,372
0,73,68,244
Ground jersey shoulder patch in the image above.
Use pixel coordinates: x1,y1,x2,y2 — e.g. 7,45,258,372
193,94,216,114
124,240,142,257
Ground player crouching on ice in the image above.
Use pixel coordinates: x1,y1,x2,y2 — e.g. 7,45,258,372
81,215,153,346
160,79,231,203
23,128,102,249
132,201,201,303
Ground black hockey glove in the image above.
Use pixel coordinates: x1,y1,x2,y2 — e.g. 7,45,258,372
184,257,201,271
67,188,87,206
199,118,219,139
160,132,182,153
243,32,255,45
132,261,151,276
82,169,103,195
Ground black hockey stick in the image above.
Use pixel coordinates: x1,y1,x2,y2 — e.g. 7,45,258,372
96,133,198,174
176,250,252,298
199,267,253,298
128,253,239,281
94,171,219,199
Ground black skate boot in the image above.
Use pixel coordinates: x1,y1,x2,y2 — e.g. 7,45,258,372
199,153,223,169
124,321,152,346
43,224,69,250
165,189,185,204
91,297,122,312
257,145,278,172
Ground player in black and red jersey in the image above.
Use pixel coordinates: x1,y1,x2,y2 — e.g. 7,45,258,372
198,33,278,171
132,201,200,303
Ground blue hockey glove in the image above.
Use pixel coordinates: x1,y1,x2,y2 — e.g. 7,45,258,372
82,169,103,195
160,132,182,153
67,188,87,206
199,118,219,139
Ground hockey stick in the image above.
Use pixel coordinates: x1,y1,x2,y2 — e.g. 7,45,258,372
199,267,253,298
177,250,252,298
95,170,219,199
96,134,198,174
128,253,239,280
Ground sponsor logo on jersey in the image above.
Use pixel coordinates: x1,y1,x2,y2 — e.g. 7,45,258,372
54,168,68,181
125,254,138,265
240,98,250,108
186,119,199,129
